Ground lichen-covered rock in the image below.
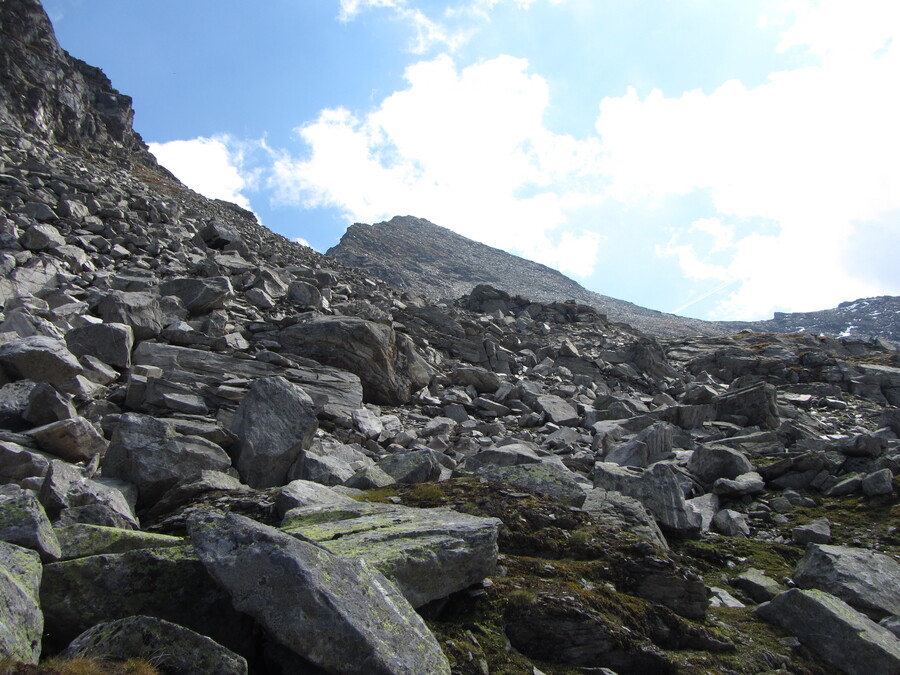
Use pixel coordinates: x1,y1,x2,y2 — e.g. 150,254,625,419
756,589,900,675
793,544,900,620
472,462,587,507
61,615,247,675
281,500,500,608
0,484,60,561
189,510,451,675
54,523,182,561
0,541,43,663
274,479,355,517
581,488,668,550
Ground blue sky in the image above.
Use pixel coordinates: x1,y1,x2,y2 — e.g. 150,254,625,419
44,0,900,321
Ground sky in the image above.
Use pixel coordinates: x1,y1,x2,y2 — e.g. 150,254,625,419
43,0,900,321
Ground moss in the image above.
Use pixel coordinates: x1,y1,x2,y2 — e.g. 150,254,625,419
0,656,160,675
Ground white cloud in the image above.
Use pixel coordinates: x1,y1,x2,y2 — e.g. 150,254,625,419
149,136,254,210
271,54,605,277
596,1,900,319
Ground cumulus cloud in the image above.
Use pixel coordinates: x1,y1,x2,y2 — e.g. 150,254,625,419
271,54,605,277
597,0,900,318
149,136,254,210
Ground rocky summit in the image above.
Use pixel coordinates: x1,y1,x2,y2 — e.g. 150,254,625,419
1,2,899,674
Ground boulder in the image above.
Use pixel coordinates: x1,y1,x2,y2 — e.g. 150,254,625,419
711,509,750,538
688,445,755,485
861,468,894,497
275,479,356,517
289,441,366,486
0,380,37,431
40,545,253,657
534,394,580,426
0,335,82,386
103,413,233,507
94,291,163,340
376,449,443,484
472,462,587,507
732,568,785,603
61,615,248,675
39,460,138,530
343,465,394,490
146,470,248,517
593,462,701,536
712,471,765,498
714,382,779,429
279,316,431,405
755,589,900,675
0,541,43,663
65,322,134,369
0,485,60,561
580,488,668,550
453,365,501,393
286,280,322,309
0,442,51,484
159,276,234,314
229,376,318,489
459,443,542,471
26,416,108,462
281,501,500,608
793,544,900,620
792,517,832,546
23,382,76,426
189,510,451,675
54,524,182,561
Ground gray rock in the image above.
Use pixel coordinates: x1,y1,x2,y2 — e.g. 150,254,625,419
21,222,64,250
0,335,82,386
534,394,579,426
755,588,900,675
65,322,134,369
61,615,248,675
286,280,323,309
54,524,182,561
40,545,253,657
580,488,668,550
39,460,138,530
714,382,779,429
792,517,832,545
344,464,395,489
229,376,317,489
281,501,500,608
377,449,443,484
453,365,501,393
732,568,785,603
289,441,364,486
275,479,355,517
459,443,542,471
826,473,863,497
712,471,765,497
189,510,450,674
881,615,900,640
473,462,587,507
352,407,384,439
593,462,701,535
793,544,900,620
712,508,751,538
0,541,43,663
26,416,108,462
23,382,76,426
686,492,720,532
159,276,234,314
279,316,431,405
146,470,248,517
94,291,163,340
862,468,894,496
0,442,51,483
688,445,755,485
103,413,233,507
0,485,60,561
0,380,37,431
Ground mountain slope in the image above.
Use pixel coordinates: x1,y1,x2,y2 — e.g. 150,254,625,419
327,216,725,337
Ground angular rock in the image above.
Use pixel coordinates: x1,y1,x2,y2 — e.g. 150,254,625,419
755,589,900,675
732,568,785,603
453,365,501,393
352,407,384,439
0,541,43,664
793,544,900,620
376,449,443,484
593,462,701,535
103,413,233,507
535,394,580,426
94,291,163,340
281,501,500,608
26,416,108,462
0,380,37,431
686,492,720,532
229,376,317,489
459,443,542,471
0,485,60,562
712,471,765,498
22,382,76,427
792,517,832,545
190,510,450,674
289,441,366,486
688,445,755,485
473,462,587,507
714,382,779,429
40,545,253,657
0,442,51,484
39,460,138,530
862,468,894,496
61,615,248,675
275,479,356,517
147,470,248,517
21,223,64,250
55,524,182,561
65,322,134,369
344,464,394,489
286,280,322,309
0,335,82,386
712,509,750,538
279,316,431,405
159,276,234,314
581,488,668,550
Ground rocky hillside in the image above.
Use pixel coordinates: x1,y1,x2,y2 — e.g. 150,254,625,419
722,295,900,344
327,216,726,338
2,1,900,674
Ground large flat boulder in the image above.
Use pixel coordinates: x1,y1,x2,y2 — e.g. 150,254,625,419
132,342,363,415
281,501,500,608
189,510,450,675
756,588,900,675
793,544,900,620
279,316,431,405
